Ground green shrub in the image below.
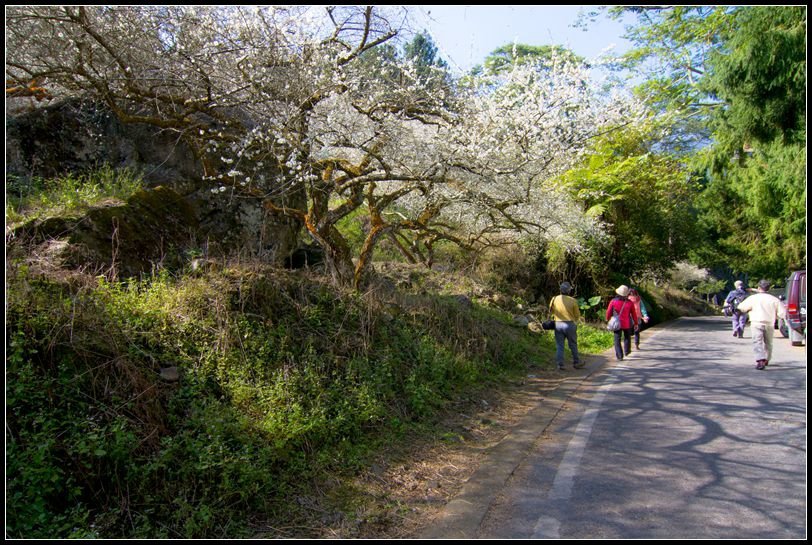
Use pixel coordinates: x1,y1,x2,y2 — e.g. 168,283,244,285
5,262,611,538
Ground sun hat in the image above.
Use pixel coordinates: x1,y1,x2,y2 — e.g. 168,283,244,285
615,285,629,297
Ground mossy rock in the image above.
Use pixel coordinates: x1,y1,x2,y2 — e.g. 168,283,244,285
9,183,305,279
62,186,199,277
8,186,198,278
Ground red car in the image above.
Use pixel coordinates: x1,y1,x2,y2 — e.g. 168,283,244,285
778,270,806,346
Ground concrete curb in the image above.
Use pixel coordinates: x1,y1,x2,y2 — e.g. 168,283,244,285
419,353,613,539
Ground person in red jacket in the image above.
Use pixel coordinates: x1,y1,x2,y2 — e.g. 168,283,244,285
628,288,649,350
606,285,638,361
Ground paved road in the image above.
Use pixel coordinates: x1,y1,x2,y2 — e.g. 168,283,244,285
473,316,807,539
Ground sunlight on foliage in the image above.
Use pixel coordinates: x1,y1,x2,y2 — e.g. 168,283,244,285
6,164,144,225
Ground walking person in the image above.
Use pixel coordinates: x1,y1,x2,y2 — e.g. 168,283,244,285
724,280,749,337
628,288,649,350
549,281,583,370
736,279,786,370
606,285,637,361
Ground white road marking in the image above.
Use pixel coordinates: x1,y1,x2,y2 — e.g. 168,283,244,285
531,371,622,538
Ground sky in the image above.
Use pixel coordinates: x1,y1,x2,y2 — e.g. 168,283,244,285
411,5,633,74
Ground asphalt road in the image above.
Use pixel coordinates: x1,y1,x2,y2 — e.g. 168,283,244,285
452,316,807,539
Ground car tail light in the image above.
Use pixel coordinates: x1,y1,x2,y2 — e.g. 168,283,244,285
787,303,798,314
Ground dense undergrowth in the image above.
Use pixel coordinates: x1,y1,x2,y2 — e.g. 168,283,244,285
4,165,722,538
5,255,617,538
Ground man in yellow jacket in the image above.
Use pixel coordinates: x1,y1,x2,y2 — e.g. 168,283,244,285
736,279,787,370
549,282,583,370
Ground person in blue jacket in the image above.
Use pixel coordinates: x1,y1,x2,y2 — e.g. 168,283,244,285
724,280,749,338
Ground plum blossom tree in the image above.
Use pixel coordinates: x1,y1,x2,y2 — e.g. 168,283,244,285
6,5,643,288
433,57,639,250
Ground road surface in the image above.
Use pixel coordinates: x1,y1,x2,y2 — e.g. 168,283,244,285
478,316,807,539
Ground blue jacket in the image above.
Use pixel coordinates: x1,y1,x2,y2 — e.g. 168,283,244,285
725,288,748,312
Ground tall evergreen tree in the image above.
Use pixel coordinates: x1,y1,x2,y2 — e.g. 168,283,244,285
481,43,585,75
698,6,806,277
612,6,807,279
402,31,450,88
703,6,806,147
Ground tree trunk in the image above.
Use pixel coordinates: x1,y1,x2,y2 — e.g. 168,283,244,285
323,244,356,288
305,217,356,288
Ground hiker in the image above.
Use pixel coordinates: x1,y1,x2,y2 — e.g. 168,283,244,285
628,288,649,350
549,281,583,370
606,285,637,361
736,279,786,370
724,280,749,338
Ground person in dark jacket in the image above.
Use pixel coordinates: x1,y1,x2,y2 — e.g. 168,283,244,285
606,285,638,361
724,280,749,338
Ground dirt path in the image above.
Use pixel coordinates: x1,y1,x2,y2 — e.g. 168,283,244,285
343,366,580,539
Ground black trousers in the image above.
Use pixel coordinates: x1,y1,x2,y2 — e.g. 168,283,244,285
614,328,633,359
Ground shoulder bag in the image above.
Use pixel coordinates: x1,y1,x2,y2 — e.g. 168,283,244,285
606,301,627,332
543,295,558,330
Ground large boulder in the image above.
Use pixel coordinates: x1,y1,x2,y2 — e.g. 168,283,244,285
6,99,305,274
10,186,195,278
6,98,201,188
9,185,304,279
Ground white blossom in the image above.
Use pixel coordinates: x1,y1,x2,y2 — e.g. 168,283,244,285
6,4,645,279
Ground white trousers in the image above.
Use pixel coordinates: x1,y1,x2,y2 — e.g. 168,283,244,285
750,321,774,362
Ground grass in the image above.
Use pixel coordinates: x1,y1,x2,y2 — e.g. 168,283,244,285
5,259,614,539
5,166,619,538
5,164,143,226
